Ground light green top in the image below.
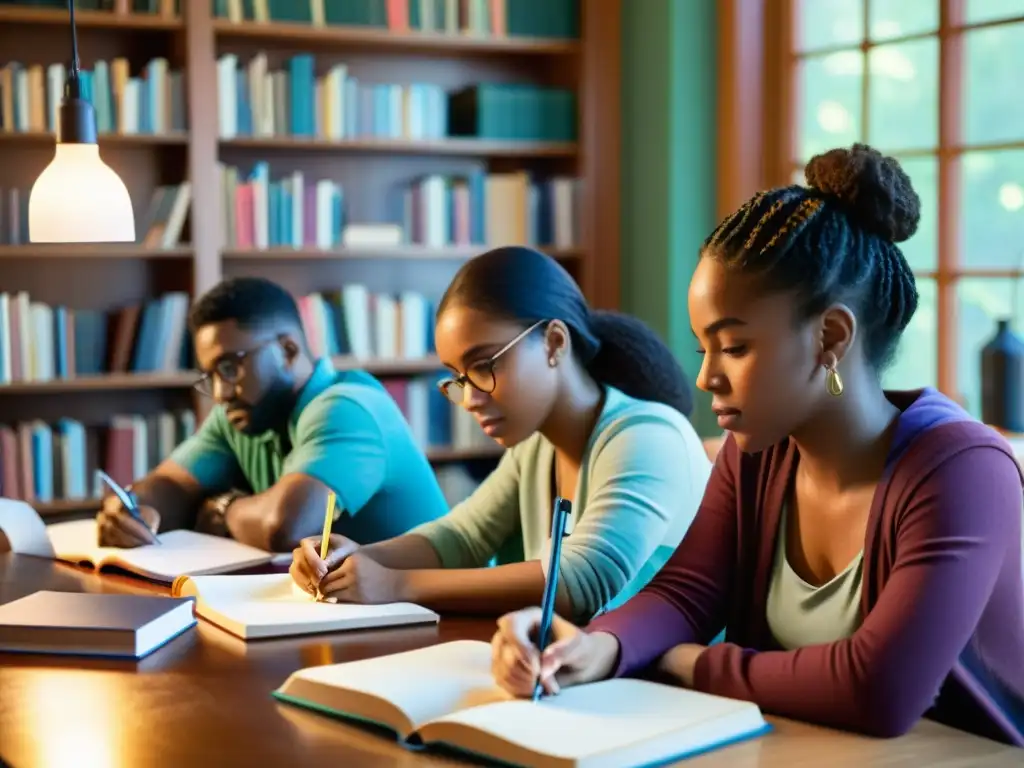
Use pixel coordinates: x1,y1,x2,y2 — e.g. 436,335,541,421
410,386,712,622
766,502,865,650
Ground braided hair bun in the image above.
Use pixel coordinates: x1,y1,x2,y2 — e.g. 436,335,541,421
804,143,921,244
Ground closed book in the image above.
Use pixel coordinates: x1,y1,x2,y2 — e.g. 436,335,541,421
0,591,195,659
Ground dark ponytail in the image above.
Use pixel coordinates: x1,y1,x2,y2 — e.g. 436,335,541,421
437,246,694,417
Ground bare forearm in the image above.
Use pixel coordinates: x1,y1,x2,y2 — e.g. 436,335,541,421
225,475,330,551
359,534,442,569
400,560,573,616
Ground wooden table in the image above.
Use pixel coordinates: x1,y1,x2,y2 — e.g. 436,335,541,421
0,555,1020,768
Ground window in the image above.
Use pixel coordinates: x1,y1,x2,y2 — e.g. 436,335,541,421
788,0,1024,415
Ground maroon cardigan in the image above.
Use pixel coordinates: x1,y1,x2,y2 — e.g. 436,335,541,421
587,390,1024,744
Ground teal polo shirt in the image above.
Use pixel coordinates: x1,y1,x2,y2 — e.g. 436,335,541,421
168,359,450,543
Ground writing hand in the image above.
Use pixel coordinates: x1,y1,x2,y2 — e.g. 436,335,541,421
96,495,160,548
490,607,621,698
290,534,361,596
317,553,408,604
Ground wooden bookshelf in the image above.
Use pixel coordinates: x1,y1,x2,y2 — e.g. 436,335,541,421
0,0,622,521
212,18,581,55
219,136,577,157
0,7,182,30
0,245,193,260
0,131,189,146
222,245,583,261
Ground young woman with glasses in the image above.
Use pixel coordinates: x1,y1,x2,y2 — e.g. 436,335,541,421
288,245,712,622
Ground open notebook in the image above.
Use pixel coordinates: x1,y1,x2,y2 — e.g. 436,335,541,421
45,519,282,584
171,573,439,640
273,640,770,768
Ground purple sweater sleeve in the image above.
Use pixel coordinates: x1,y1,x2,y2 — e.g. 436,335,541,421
586,437,739,673
692,446,1021,737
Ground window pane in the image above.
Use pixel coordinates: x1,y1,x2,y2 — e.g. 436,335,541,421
893,155,938,271
883,278,937,391
957,278,1024,417
961,149,1024,269
965,22,1024,145
966,0,1024,25
797,0,864,52
869,0,938,41
868,38,939,151
798,52,864,160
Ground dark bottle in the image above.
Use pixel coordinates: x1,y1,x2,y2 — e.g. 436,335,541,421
980,318,1024,432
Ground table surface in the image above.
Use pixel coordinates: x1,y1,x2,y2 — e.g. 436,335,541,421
0,555,1020,768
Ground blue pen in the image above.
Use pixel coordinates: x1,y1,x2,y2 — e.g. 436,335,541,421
96,469,159,543
532,496,572,702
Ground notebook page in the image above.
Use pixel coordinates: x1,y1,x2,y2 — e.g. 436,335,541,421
290,640,510,729
0,498,56,558
185,574,438,631
428,678,764,761
111,530,271,579
46,518,105,560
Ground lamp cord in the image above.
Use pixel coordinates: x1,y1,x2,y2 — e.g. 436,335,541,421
66,0,81,97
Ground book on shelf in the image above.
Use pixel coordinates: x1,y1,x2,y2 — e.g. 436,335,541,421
0,590,195,660
219,160,579,251
170,572,439,640
44,518,284,584
0,55,186,137
294,286,492,452
217,53,574,144
274,640,770,768
217,52,447,141
0,409,195,505
213,0,580,40
0,290,192,384
138,182,191,248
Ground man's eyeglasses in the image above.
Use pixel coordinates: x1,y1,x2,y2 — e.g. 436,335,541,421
437,320,546,405
193,341,272,397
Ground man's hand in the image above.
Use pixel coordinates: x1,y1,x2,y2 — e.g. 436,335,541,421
96,495,160,548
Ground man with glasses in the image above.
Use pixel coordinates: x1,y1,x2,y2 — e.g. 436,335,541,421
95,277,450,552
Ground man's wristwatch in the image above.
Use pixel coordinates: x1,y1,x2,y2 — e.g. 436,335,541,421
199,490,246,537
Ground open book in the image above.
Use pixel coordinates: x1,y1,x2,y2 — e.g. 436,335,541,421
273,640,770,768
45,519,282,584
172,573,439,640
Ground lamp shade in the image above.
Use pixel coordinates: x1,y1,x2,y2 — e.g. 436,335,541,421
28,143,135,243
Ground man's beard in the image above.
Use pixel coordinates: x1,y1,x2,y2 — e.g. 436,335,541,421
233,377,297,436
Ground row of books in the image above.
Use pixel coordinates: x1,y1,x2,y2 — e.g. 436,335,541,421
212,0,579,39
297,286,433,362
220,161,579,250
0,57,187,137
0,410,197,504
0,292,192,384
218,54,448,141
0,183,190,248
0,393,491,505
0,0,180,15
216,57,573,143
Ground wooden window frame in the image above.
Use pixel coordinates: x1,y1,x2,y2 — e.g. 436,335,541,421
718,0,1024,400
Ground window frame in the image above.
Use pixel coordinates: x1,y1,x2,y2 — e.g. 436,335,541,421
719,0,1024,401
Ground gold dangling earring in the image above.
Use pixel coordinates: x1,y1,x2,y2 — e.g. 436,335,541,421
824,353,844,397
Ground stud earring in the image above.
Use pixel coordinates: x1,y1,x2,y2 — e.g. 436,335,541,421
548,356,558,367
823,352,844,397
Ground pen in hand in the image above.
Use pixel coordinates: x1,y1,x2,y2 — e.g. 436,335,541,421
96,469,161,545
532,496,571,701
314,491,337,602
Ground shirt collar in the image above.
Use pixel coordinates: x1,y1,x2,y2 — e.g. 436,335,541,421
288,357,338,439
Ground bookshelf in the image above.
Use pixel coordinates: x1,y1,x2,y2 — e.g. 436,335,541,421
0,0,622,520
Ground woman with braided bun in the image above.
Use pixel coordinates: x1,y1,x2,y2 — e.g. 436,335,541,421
490,145,1024,745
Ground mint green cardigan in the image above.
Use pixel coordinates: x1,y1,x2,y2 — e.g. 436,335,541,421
410,386,712,622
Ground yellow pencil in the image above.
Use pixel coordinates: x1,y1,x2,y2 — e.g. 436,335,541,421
315,491,336,602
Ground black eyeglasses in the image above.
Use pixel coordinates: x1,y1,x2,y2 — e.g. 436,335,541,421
193,341,273,398
437,320,546,405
